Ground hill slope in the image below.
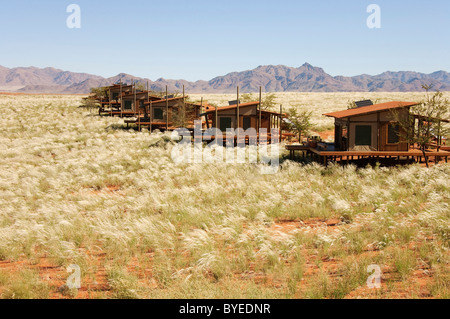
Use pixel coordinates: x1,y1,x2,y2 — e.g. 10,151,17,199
1,64,449,93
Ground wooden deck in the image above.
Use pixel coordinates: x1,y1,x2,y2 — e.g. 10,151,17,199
193,134,279,145
100,111,138,118
310,148,450,157
124,119,174,130
286,144,450,166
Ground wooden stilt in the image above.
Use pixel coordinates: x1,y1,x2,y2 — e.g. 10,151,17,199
165,85,169,131
120,83,123,118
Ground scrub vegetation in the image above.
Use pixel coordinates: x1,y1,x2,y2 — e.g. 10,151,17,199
0,93,448,299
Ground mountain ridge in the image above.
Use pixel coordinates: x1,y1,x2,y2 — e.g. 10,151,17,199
0,63,449,94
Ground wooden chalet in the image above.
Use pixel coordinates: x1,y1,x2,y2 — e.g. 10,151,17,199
201,101,284,139
98,83,134,116
324,100,417,152
109,83,133,101
120,91,163,117
125,96,205,131
287,100,450,166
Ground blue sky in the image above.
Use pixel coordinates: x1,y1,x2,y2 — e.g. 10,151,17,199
0,0,449,81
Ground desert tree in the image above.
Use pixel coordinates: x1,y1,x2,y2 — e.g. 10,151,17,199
392,84,450,167
135,82,147,91
90,86,108,100
241,92,277,111
80,96,98,110
285,107,313,142
171,100,198,128
82,86,108,110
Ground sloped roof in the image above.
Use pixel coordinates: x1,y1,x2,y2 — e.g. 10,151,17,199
324,101,418,119
122,91,161,100
144,96,185,105
185,101,212,108
203,101,261,113
109,84,133,89
202,101,284,116
143,97,206,108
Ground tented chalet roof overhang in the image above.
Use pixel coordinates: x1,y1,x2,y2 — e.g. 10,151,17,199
201,101,285,116
323,101,418,119
121,91,161,99
109,84,133,89
144,96,185,105
143,97,205,109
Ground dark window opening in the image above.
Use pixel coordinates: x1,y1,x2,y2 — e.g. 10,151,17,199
124,101,132,110
154,108,164,120
355,125,372,146
243,117,251,130
388,124,400,144
220,117,232,133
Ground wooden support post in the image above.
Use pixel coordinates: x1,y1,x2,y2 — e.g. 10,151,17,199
377,112,380,151
138,109,141,131
166,85,169,131
134,81,137,117
150,100,153,133
259,86,262,143
437,120,441,151
215,106,218,134
236,86,240,141
147,81,150,133
120,83,123,118
183,85,185,127
279,104,282,142
201,97,208,129
109,88,112,117
347,119,350,151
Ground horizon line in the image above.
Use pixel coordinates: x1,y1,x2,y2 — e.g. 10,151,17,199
1,63,449,83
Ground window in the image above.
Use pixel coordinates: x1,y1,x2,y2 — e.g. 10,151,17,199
387,124,400,144
112,93,119,100
220,117,232,133
243,117,251,130
124,101,132,110
153,108,164,120
355,125,372,146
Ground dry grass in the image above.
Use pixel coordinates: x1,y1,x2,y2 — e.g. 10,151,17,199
0,93,448,299
190,92,450,132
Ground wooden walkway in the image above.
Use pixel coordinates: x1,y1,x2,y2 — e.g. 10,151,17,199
193,134,279,145
100,111,138,118
125,119,175,131
286,144,450,166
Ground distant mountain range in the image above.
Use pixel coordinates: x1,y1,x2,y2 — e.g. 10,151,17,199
1,63,449,94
